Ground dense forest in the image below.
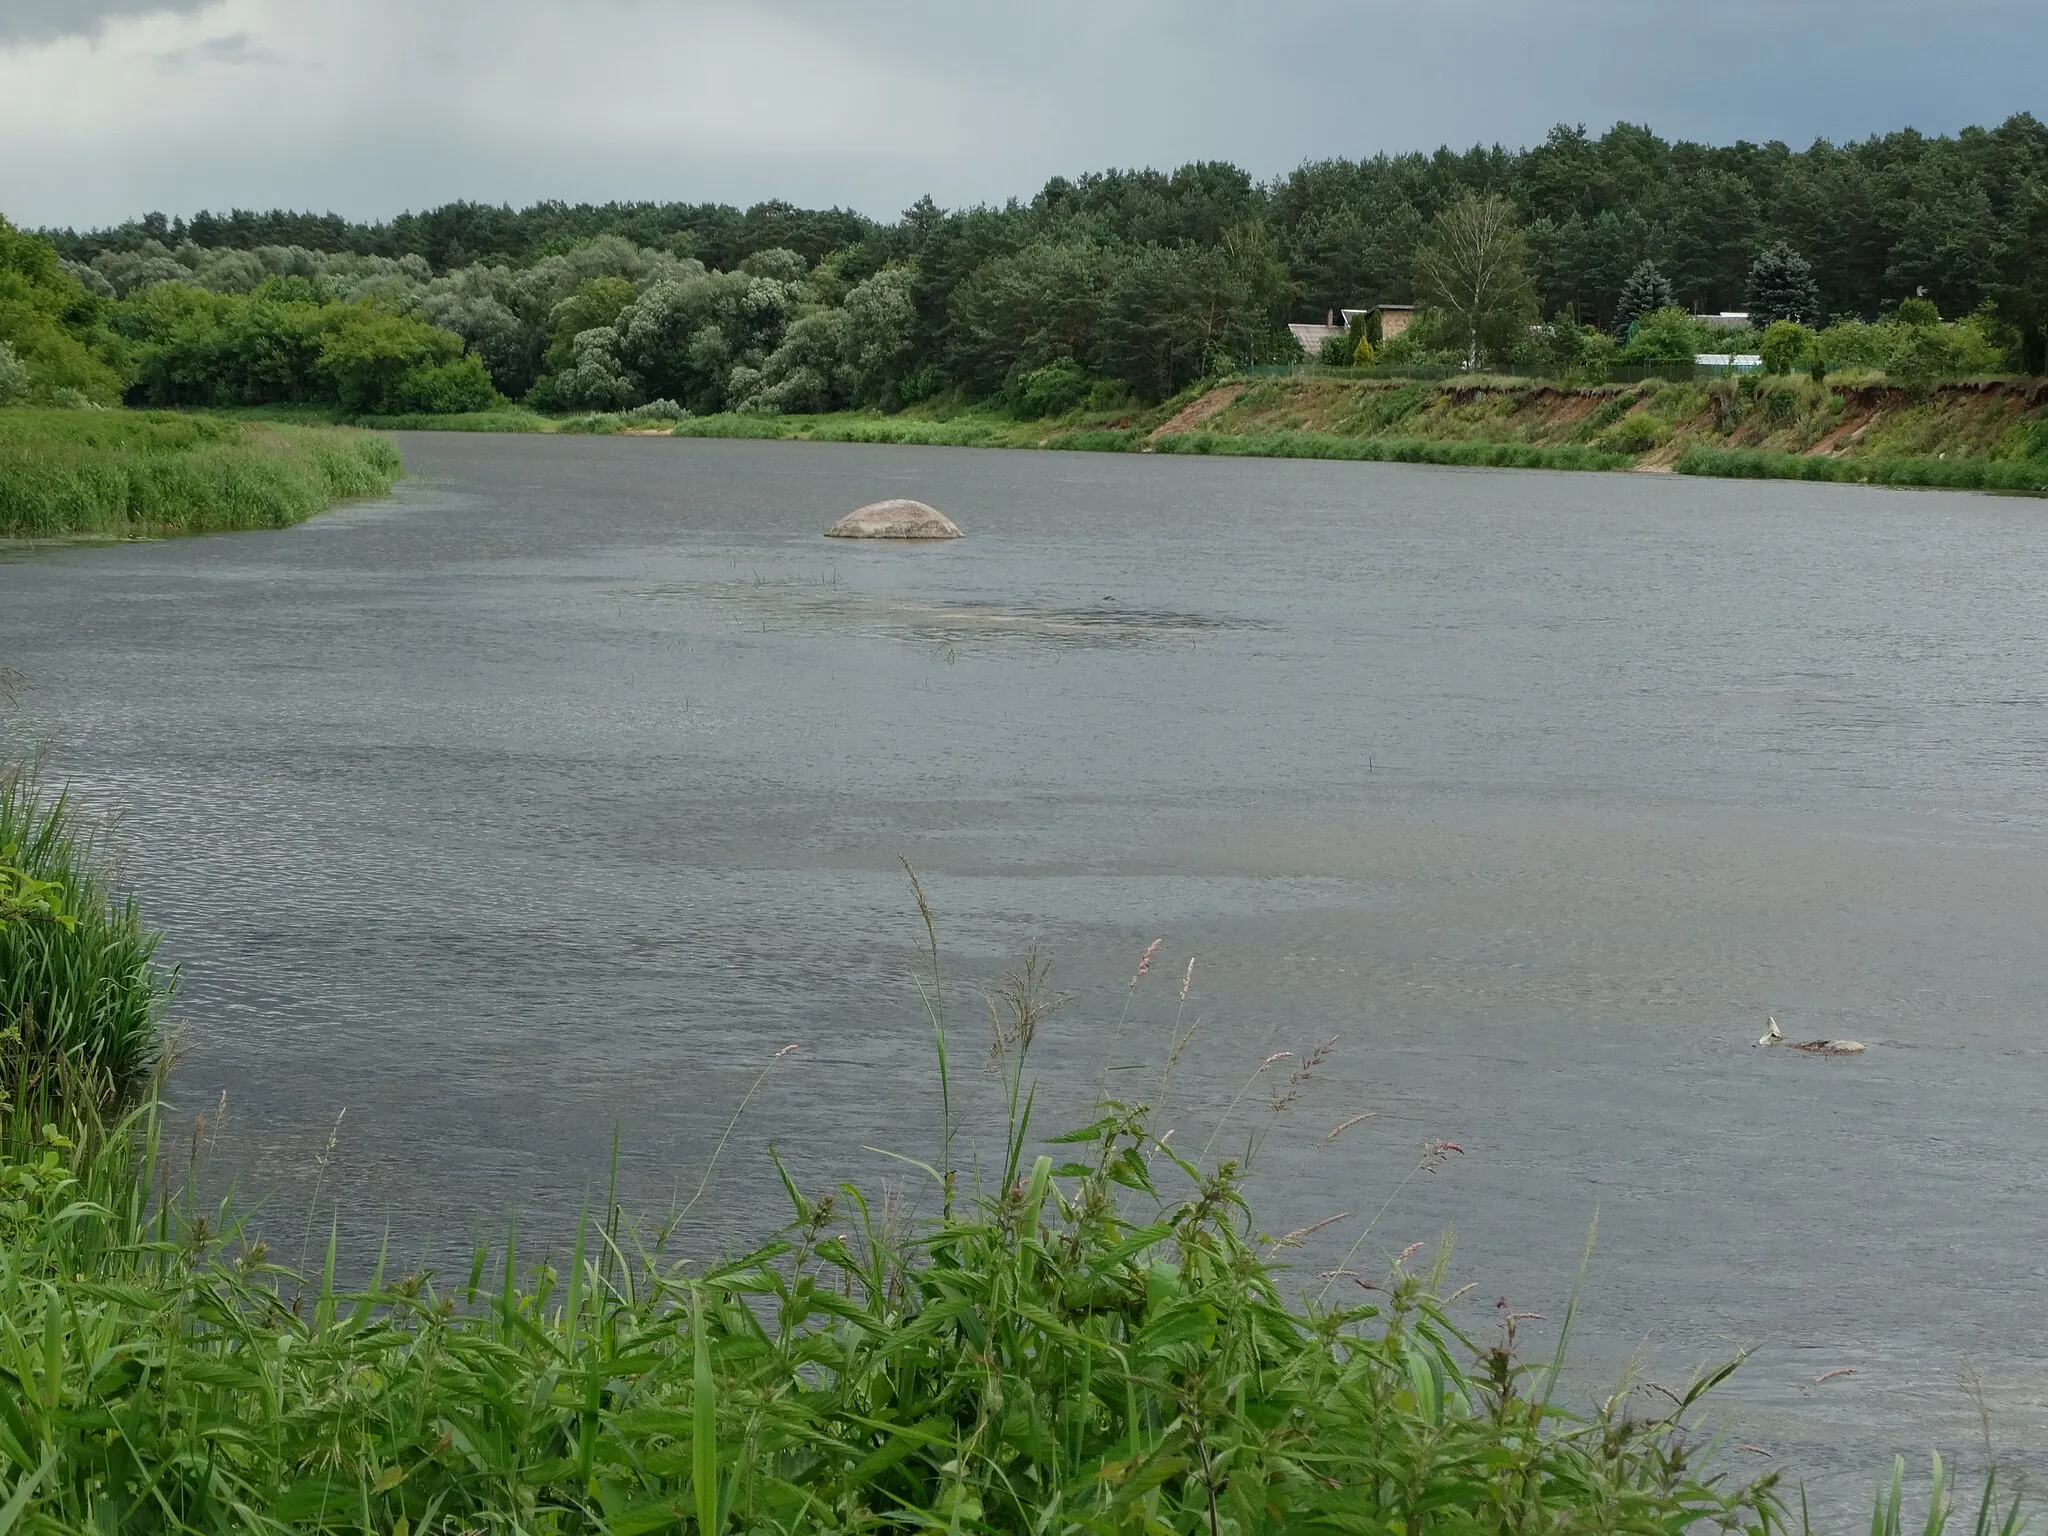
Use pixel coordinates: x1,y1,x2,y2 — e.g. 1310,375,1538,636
6,116,2046,418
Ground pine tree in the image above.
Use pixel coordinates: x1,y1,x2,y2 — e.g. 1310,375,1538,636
1746,243,1821,329
1612,262,1675,339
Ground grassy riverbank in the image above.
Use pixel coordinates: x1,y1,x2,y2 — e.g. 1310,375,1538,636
0,408,402,539
0,768,2023,1534
1177,374,2048,485
220,373,2048,495
666,375,2045,492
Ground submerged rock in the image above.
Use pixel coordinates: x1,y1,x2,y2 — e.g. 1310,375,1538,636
825,499,962,540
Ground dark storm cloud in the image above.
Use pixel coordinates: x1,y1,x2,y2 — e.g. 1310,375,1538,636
0,0,216,43
2,0,2044,228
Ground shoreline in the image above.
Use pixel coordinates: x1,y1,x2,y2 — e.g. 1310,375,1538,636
363,374,2048,496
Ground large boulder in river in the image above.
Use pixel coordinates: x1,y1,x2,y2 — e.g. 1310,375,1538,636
825,499,962,540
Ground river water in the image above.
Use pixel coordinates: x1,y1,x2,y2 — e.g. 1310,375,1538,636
4,433,2046,1507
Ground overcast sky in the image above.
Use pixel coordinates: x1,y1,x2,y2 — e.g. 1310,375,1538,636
3,0,2043,231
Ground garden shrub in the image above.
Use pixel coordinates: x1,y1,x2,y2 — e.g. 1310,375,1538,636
1015,356,1093,417
116,279,503,416
1758,320,1815,375
1597,412,1668,454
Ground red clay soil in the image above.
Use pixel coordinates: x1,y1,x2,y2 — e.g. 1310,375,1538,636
1148,384,1243,443
1806,404,1883,457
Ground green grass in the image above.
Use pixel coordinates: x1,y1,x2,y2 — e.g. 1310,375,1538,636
1044,428,1146,452
351,409,551,433
0,408,403,538
666,413,803,441
1153,430,1635,472
0,789,2021,1534
196,379,2048,503
1674,444,2048,493
672,411,1036,448
0,940,1778,1536
0,772,171,1150
0,1090,1785,1536
669,399,1173,451
198,403,554,434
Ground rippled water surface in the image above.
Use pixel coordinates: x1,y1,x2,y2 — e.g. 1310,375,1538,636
5,434,2047,1504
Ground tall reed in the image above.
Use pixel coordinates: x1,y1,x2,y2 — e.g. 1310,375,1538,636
0,771,172,1150
0,408,403,538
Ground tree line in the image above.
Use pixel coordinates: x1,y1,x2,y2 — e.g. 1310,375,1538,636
7,115,2046,417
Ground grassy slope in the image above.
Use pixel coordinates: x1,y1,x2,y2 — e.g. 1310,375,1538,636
1176,375,2048,487
671,405,1152,451
0,408,403,538
668,376,2048,489
218,377,2048,492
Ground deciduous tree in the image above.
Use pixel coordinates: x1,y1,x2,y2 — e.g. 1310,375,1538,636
1412,194,1535,370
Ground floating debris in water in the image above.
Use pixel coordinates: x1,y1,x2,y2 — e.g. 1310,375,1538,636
1755,1016,1866,1055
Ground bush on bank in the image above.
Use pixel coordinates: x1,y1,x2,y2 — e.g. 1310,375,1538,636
116,279,502,416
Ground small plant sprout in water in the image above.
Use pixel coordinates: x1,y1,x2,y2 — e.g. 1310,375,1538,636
1756,1014,1867,1055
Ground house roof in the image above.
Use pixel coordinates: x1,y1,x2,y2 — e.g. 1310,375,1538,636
1288,322,1347,349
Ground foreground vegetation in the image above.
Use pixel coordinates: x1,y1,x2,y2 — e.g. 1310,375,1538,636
0,408,402,539
0,770,2029,1533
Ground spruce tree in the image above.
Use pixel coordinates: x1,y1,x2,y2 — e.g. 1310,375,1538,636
1612,262,1675,340
1746,243,1821,329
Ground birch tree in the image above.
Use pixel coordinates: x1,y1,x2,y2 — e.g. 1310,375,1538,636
1413,194,1535,370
